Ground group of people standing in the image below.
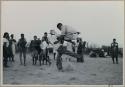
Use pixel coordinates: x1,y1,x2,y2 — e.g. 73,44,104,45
3,23,86,71
3,33,16,67
3,33,28,67
3,23,119,71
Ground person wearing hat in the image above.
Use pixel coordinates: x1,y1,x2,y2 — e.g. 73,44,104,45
111,38,119,64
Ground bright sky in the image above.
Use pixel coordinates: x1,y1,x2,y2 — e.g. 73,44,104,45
1,1,124,47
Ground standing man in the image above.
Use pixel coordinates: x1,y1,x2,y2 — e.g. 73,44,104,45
77,38,86,62
17,34,27,66
31,36,38,49
111,38,119,64
55,23,82,71
30,36,40,54
30,35,39,65
3,32,10,67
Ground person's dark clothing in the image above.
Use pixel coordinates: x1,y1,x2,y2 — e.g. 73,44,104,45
8,40,14,58
77,41,85,62
111,42,119,64
30,40,38,51
72,44,75,53
3,43,9,58
17,38,27,66
17,38,27,52
3,38,9,67
36,40,41,54
30,39,41,54
56,53,63,70
77,42,83,54
57,45,82,60
3,46,9,67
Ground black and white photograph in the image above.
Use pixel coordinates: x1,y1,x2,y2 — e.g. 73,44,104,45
1,0,124,86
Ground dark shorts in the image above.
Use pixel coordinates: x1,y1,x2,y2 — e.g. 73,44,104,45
8,46,13,57
3,47,9,58
111,51,118,58
19,47,26,53
112,54,118,58
57,45,67,54
37,48,41,54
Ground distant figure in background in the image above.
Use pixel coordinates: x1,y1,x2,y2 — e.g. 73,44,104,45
3,32,10,67
99,49,105,57
111,38,119,64
9,34,16,62
89,50,97,57
77,38,86,62
17,34,27,66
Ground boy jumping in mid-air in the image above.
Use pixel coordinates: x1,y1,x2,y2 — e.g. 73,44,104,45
55,23,83,71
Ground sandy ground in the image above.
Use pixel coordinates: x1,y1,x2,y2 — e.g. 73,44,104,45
3,53,123,85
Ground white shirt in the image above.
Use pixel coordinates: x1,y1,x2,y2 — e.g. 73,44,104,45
61,25,79,40
54,41,67,51
3,38,9,47
40,41,49,50
48,34,57,48
67,42,73,52
48,34,57,44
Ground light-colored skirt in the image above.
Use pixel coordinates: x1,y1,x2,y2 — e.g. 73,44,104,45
12,44,16,56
